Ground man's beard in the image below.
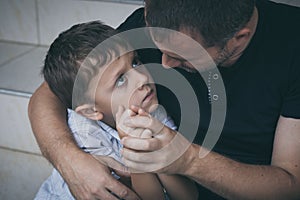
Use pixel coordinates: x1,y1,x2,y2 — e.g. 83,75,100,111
179,46,237,73
214,45,237,67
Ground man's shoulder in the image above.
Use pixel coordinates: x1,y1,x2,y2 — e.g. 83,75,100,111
258,0,300,33
256,0,300,51
117,7,145,32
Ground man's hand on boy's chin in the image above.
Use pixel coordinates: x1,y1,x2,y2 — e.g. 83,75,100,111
117,106,193,175
116,106,153,139
122,105,166,136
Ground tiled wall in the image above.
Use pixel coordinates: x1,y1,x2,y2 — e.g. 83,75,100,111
0,0,142,46
0,0,299,199
0,0,140,199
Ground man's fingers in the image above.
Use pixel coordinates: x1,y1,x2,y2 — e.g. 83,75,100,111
114,168,131,177
124,115,164,134
130,105,140,113
124,116,152,129
122,137,160,151
106,179,140,200
116,107,135,125
127,128,144,138
92,155,140,200
94,189,120,200
137,108,149,116
92,155,129,174
140,129,152,139
121,151,168,173
127,128,152,138
130,105,151,117
121,147,153,163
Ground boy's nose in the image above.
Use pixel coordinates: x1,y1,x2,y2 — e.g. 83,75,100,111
132,68,149,90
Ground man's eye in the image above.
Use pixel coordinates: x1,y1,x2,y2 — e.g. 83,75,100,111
132,57,142,68
115,75,127,87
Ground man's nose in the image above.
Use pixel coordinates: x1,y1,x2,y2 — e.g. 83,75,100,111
161,53,181,68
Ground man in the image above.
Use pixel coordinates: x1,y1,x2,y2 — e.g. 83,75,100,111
28,0,300,199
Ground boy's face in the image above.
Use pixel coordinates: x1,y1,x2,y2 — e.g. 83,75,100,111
88,52,158,126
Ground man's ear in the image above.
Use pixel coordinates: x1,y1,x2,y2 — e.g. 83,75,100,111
225,27,252,56
75,104,103,121
232,27,251,46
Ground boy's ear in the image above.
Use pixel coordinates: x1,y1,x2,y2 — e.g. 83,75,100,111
75,104,103,121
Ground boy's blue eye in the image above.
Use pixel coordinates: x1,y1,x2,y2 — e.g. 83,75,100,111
115,75,127,87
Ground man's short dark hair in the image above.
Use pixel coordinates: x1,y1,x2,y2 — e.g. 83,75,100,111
43,21,119,109
145,0,255,47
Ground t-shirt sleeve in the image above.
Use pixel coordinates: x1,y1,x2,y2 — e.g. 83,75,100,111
116,7,145,32
281,49,300,119
116,7,162,64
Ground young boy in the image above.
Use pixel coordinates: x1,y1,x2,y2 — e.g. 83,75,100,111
35,21,198,200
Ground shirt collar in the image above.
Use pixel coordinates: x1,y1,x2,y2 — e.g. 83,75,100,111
96,121,121,142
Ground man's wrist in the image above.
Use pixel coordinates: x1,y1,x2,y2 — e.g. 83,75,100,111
54,142,85,176
181,143,201,177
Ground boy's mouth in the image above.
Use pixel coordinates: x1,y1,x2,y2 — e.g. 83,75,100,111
142,88,155,107
143,88,153,101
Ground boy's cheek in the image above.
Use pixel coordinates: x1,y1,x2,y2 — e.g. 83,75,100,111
116,108,135,139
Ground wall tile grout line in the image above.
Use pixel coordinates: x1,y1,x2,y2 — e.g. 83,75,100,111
82,0,144,6
0,145,43,157
0,88,32,98
0,39,49,48
0,46,37,69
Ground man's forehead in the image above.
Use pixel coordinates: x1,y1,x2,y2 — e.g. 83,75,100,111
152,33,208,61
151,29,203,48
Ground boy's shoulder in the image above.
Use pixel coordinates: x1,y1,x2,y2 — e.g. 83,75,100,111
67,109,101,134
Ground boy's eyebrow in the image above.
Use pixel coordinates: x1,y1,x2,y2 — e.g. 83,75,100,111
106,57,124,86
105,52,135,87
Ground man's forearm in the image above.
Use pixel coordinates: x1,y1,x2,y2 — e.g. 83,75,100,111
185,144,300,200
28,82,82,168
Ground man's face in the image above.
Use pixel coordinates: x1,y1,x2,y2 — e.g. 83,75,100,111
88,52,158,126
150,29,233,72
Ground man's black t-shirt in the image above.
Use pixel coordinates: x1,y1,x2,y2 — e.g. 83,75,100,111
117,1,300,199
